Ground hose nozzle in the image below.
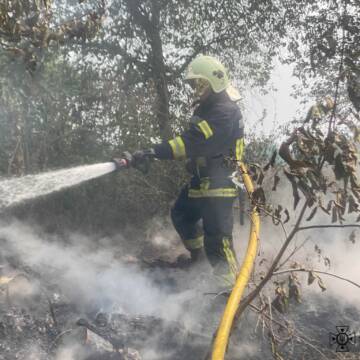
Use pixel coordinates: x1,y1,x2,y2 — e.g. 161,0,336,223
112,152,133,171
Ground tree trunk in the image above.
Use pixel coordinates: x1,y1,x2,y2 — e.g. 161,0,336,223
8,112,25,176
124,0,172,141
148,0,172,140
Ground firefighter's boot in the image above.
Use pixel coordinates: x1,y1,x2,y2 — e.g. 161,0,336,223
175,248,206,268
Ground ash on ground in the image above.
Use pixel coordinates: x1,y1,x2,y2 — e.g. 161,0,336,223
1,251,359,359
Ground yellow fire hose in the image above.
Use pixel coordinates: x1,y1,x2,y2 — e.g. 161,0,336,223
211,162,260,360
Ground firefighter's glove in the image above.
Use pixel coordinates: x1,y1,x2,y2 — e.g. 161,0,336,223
131,148,155,174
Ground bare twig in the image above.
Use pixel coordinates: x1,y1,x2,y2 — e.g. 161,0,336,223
249,304,333,360
328,0,348,135
267,295,276,341
48,329,73,352
46,295,58,329
298,224,360,231
276,236,311,271
257,203,289,240
234,200,309,321
249,304,288,331
273,268,360,289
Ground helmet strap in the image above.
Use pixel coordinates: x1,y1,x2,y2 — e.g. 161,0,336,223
193,78,211,101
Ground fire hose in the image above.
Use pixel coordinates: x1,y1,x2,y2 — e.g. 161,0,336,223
211,162,260,360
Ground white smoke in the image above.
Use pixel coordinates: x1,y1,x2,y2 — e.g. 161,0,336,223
0,219,243,359
2,194,359,359
246,185,360,312
0,220,197,321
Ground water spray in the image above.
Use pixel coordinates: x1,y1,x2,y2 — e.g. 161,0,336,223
0,159,129,211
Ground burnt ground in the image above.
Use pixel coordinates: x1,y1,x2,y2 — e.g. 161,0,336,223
0,268,241,359
1,236,360,360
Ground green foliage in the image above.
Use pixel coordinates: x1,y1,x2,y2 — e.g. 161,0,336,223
0,0,359,232
0,0,105,73
283,0,360,110
0,0,284,231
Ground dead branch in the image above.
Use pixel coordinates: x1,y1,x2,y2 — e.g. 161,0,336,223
275,237,311,271
298,224,360,231
273,268,360,289
48,329,74,352
233,200,309,322
249,304,336,360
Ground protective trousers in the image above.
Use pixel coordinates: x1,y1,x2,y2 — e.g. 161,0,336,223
171,186,239,284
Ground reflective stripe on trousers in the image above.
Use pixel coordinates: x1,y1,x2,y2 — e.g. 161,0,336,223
183,235,204,250
236,138,244,161
188,187,238,198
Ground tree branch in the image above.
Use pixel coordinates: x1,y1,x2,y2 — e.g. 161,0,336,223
173,31,244,78
233,200,309,321
249,303,332,360
124,0,154,38
273,268,360,289
298,224,360,231
275,236,311,271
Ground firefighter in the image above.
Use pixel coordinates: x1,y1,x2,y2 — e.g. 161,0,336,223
115,55,244,285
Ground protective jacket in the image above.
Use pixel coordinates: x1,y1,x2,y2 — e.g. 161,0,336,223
154,91,244,198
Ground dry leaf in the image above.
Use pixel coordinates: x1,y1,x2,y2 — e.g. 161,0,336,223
283,209,290,224
307,271,316,285
264,150,277,171
317,276,327,292
288,274,302,303
332,207,338,223
306,207,318,221
324,257,331,268
349,230,356,244
272,174,280,191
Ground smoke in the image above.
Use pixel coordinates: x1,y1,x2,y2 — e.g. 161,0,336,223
2,217,266,359
246,173,360,313
55,345,80,360
22,345,46,360
3,191,359,358
140,218,188,265
0,220,199,321
301,226,360,307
